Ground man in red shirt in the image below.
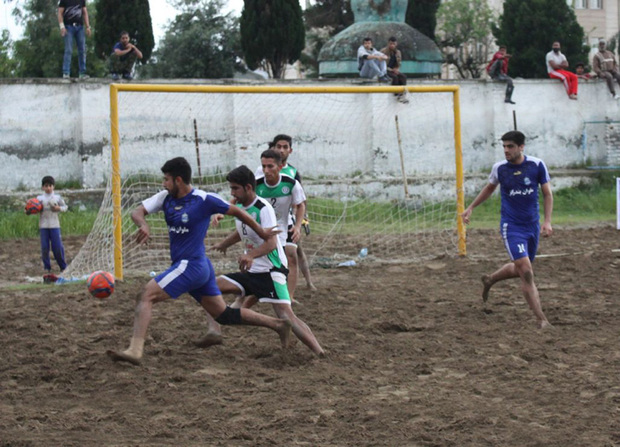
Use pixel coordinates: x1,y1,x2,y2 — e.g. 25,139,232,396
487,46,515,104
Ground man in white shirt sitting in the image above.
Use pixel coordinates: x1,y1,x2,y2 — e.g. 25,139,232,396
357,37,390,81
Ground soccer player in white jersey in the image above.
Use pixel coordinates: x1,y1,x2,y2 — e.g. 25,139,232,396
212,165,324,355
254,148,307,300
107,157,291,365
255,136,317,292
461,131,553,329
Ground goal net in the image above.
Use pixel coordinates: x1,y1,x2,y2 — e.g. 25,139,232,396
62,84,464,280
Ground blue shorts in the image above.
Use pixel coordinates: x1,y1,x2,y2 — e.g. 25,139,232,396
155,257,220,302
500,221,539,262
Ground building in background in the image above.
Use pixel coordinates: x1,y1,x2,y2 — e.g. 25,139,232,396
568,0,618,58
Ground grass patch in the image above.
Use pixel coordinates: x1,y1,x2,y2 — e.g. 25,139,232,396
464,171,617,229
0,174,616,239
0,209,99,239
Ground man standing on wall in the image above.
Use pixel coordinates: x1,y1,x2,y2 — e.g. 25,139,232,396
58,0,91,79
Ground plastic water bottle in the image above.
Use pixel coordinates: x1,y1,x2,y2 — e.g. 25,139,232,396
338,260,357,267
359,247,368,258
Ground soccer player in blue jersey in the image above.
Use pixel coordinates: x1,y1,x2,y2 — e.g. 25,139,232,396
211,165,324,355
107,157,291,365
461,131,553,329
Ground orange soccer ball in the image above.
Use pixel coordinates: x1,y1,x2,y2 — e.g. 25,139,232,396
87,271,115,299
25,198,43,215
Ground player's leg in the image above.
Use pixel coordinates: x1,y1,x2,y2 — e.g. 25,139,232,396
108,259,209,364
49,228,67,271
297,244,317,291
272,303,324,355
40,228,52,272
481,262,518,302
483,222,525,302
199,272,292,348
285,243,299,300
235,270,323,355
513,256,549,329
194,275,236,347
107,278,171,365
198,295,292,348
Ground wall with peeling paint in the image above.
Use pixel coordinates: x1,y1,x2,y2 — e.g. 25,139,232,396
0,78,617,193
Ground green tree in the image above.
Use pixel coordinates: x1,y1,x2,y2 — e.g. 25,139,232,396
0,30,17,77
143,0,240,79
405,0,440,40
12,0,104,77
302,0,353,77
240,0,305,78
435,0,496,78
304,0,353,33
493,0,588,78
94,0,154,62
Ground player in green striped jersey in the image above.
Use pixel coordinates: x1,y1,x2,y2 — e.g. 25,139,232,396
272,135,317,292
255,149,306,300
211,165,324,355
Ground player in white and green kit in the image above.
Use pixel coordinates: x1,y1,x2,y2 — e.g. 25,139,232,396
272,135,317,292
213,165,324,356
255,135,318,294
255,148,306,300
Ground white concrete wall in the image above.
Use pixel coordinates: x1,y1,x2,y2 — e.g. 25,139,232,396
0,78,617,192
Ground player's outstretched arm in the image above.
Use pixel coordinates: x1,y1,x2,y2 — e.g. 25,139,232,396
212,231,241,255
541,182,553,237
131,204,151,244
226,206,277,241
461,183,497,225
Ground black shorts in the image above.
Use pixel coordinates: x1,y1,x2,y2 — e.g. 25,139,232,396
220,271,291,304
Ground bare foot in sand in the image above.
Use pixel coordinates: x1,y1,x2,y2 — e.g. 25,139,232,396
307,283,318,292
481,275,493,303
107,349,141,366
538,320,553,330
194,332,223,348
277,320,293,349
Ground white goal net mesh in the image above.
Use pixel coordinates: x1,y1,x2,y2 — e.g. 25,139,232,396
63,86,462,279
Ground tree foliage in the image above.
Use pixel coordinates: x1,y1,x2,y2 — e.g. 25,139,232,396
493,0,588,78
12,0,104,77
94,0,154,62
240,0,305,78
405,0,440,40
0,30,17,77
304,0,353,34
143,0,240,79
435,0,496,79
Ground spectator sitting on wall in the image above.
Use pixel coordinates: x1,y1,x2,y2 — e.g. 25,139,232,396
109,31,143,81
574,63,593,80
545,41,579,100
486,45,515,104
357,37,389,82
381,36,408,103
592,39,620,100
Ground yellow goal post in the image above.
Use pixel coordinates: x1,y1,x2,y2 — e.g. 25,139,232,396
107,84,465,280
